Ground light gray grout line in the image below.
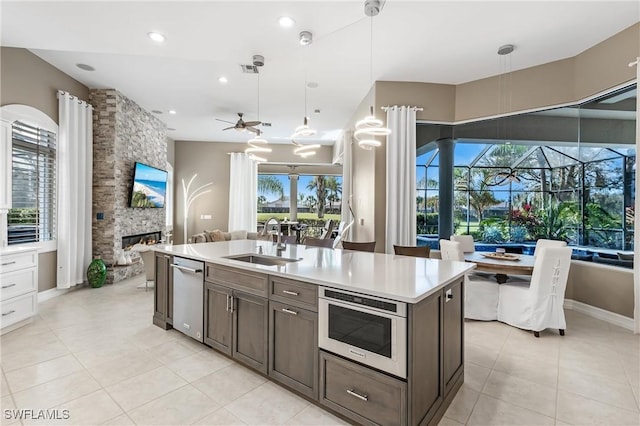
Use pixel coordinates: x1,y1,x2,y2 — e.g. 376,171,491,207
462,323,513,424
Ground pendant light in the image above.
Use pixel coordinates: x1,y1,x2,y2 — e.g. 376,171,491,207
246,58,270,162
292,31,318,158
355,0,391,150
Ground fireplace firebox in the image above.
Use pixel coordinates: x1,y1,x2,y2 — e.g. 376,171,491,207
122,231,162,250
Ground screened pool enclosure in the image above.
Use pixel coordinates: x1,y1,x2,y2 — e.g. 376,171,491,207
416,84,637,252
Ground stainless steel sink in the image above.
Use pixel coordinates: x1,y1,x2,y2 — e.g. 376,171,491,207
224,254,300,267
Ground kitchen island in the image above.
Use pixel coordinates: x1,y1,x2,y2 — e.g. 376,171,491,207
152,240,475,426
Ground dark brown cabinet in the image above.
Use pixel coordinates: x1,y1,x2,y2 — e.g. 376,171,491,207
232,290,268,373
204,282,233,355
320,351,407,426
269,300,318,399
443,279,464,398
204,271,268,374
153,253,173,329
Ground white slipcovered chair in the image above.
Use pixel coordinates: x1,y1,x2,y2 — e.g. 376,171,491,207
439,239,498,321
497,246,572,337
450,235,475,253
533,239,567,257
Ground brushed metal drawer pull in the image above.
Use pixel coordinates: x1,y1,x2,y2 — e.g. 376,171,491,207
226,294,230,312
2,310,15,317
281,308,298,315
1,261,16,266
282,290,299,296
346,389,368,402
1,283,16,289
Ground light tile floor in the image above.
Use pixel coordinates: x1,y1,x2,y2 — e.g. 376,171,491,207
0,274,638,425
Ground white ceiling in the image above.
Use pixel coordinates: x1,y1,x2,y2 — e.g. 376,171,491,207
1,1,638,145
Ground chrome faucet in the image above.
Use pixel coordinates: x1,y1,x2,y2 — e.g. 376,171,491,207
266,217,286,251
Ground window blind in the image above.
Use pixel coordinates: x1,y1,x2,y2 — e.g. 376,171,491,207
8,120,56,245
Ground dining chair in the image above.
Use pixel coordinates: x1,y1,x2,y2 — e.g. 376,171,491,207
497,246,572,337
282,235,297,244
319,219,335,239
341,241,376,252
450,235,475,253
394,245,430,258
440,239,498,321
302,236,334,248
533,239,567,257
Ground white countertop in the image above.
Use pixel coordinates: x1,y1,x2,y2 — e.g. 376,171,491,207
154,240,475,304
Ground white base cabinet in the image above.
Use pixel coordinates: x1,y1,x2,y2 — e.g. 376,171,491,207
1,247,38,334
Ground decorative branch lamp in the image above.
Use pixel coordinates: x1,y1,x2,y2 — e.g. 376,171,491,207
182,174,213,243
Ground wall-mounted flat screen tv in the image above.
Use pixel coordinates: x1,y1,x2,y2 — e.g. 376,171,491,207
130,162,168,208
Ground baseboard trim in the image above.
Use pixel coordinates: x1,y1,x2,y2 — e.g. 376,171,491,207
37,287,70,303
564,299,634,331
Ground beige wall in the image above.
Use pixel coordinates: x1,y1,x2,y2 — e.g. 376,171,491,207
1,47,89,122
566,261,634,318
347,87,377,242
376,81,456,122
173,141,335,244
1,47,90,292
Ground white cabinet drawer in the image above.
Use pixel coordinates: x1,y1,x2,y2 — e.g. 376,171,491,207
0,268,37,301
1,292,37,329
0,250,37,274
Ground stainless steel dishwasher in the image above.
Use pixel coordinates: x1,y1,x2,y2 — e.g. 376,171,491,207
171,257,204,342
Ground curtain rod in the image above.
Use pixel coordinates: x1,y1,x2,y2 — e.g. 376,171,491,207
381,106,423,111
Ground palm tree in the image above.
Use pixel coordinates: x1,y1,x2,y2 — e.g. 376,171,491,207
304,195,317,211
325,176,342,213
258,175,284,200
306,176,327,218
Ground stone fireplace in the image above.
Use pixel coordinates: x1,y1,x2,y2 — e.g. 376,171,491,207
90,89,168,284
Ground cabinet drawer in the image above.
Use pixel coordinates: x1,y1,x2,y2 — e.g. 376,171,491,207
0,268,37,301
1,292,37,329
0,250,37,274
205,264,268,297
270,276,317,311
320,351,407,426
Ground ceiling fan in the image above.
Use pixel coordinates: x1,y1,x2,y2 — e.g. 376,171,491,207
216,112,261,134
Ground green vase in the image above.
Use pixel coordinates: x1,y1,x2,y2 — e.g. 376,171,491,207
87,258,107,288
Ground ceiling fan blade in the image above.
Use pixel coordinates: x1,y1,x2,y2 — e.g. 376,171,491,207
216,118,236,124
222,126,235,131
244,121,261,127
246,126,259,134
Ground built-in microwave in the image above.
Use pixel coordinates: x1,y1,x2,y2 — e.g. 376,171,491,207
318,287,407,378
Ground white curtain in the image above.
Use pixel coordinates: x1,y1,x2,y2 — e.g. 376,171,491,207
228,153,257,232
385,106,417,254
57,91,93,289
634,58,640,334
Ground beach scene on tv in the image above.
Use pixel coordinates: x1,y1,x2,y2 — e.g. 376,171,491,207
131,163,167,208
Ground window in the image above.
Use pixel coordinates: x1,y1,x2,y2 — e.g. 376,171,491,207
7,120,56,245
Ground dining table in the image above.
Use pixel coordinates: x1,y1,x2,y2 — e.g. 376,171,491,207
464,252,536,284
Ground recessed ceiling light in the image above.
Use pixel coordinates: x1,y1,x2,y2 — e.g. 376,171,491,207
307,82,319,89
218,76,228,84
278,16,295,28
168,110,177,115
147,32,166,43
76,63,95,71
152,110,163,114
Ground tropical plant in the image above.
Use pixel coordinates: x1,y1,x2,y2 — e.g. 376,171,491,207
257,195,267,207
467,170,501,221
258,175,284,200
325,176,342,213
307,176,327,218
510,225,528,243
482,226,506,243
